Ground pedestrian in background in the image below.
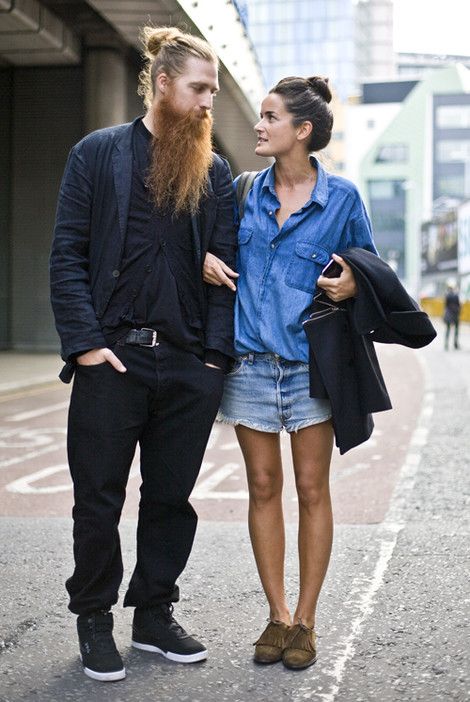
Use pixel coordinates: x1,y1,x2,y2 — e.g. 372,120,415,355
203,76,376,669
443,283,461,350
50,26,236,682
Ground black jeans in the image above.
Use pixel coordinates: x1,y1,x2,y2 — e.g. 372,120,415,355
66,341,224,615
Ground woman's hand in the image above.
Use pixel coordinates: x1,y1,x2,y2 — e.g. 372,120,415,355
316,253,357,302
203,252,239,291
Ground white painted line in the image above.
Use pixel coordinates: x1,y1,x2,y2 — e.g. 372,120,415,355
316,358,435,702
5,401,69,422
6,464,71,494
318,524,403,702
0,442,66,469
192,462,244,499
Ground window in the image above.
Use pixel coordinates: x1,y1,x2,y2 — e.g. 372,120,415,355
436,105,470,129
368,180,402,200
375,143,408,163
437,140,470,163
436,175,466,199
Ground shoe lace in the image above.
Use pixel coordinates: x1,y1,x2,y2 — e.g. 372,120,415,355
91,611,117,652
160,604,188,638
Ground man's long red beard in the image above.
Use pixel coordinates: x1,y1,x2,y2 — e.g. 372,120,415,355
147,96,214,215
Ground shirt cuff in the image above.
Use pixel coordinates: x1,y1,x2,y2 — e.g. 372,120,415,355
204,349,231,373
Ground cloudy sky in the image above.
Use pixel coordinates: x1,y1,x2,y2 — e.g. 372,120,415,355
394,0,470,56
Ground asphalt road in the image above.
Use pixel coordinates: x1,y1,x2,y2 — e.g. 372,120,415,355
0,328,469,701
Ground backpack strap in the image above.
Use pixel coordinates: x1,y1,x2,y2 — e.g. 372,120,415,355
236,171,258,221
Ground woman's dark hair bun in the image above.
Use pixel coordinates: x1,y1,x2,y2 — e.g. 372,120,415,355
306,76,332,104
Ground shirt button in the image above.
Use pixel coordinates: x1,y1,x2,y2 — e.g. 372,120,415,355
271,243,276,249
112,269,120,278
268,211,273,216
311,254,317,259
145,265,152,273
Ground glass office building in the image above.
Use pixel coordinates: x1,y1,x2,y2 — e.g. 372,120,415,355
244,0,356,99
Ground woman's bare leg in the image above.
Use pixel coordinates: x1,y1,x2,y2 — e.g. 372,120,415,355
235,425,291,624
290,420,334,628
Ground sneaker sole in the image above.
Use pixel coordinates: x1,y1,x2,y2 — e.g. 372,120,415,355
131,640,207,663
80,657,126,682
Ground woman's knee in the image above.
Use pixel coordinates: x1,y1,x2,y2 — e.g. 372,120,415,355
295,476,330,509
248,468,282,504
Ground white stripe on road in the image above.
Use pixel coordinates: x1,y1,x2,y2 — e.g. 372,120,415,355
192,463,246,500
5,401,69,422
0,442,66,469
317,377,434,701
6,464,70,494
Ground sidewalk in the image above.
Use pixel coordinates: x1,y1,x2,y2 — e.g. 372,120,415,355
0,351,61,395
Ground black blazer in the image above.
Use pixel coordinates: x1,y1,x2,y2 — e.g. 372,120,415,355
304,248,436,454
50,118,237,381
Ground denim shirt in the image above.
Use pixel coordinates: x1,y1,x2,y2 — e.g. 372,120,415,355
234,157,378,362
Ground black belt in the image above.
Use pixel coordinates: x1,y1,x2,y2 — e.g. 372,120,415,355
118,328,162,348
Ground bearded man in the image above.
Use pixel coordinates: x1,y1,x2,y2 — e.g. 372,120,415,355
50,27,236,682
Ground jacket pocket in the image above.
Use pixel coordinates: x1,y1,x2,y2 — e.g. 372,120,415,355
285,241,330,294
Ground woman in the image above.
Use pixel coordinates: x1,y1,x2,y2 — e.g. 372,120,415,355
204,76,377,669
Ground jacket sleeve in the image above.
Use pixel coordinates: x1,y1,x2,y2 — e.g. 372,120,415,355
204,157,237,359
343,194,378,254
49,143,107,361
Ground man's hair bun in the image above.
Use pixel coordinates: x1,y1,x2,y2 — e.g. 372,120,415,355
306,76,332,104
143,27,183,57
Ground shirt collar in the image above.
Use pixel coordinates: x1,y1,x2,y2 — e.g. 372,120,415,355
261,155,329,209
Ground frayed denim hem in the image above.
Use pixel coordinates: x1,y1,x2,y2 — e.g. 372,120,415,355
287,413,333,433
216,412,280,433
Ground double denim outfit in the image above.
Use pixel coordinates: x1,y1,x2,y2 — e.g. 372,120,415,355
217,158,378,433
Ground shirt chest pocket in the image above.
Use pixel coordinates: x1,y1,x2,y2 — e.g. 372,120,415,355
285,241,330,294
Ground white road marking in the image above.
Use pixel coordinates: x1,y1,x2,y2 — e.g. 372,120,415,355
192,462,247,500
0,427,66,448
5,401,69,422
6,464,70,494
0,442,65,469
317,363,435,702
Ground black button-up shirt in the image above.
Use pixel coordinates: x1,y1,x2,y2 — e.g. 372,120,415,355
102,119,204,355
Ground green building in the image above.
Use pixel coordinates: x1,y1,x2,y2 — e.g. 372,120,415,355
359,64,470,295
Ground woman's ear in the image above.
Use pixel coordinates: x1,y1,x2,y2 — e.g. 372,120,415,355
297,120,313,143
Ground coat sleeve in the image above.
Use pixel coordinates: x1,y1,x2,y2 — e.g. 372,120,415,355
204,157,238,359
49,143,107,361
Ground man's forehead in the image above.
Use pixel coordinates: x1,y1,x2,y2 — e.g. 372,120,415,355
182,57,218,85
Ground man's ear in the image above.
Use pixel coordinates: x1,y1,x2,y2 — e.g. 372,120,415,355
297,120,313,143
155,71,170,95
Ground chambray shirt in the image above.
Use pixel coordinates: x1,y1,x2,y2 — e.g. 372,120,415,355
234,157,378,362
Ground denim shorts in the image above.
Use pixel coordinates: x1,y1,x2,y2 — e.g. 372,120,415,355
217,352,332,433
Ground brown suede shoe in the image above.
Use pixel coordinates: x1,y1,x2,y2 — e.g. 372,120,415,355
253,621,290,664
282,622,317,670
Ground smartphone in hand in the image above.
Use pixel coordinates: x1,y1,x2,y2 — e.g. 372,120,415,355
321,258,343,278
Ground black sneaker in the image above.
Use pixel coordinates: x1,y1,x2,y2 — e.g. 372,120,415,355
77,610,126,682
132,604,207,663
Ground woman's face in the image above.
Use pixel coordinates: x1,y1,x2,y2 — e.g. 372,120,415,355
254,92,306,158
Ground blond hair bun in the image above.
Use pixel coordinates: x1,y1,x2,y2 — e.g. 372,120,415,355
143,27,183,58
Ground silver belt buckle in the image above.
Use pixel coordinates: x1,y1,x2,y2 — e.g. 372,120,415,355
140,328,159,347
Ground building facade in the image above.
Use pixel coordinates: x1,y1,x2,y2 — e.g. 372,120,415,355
244,0,394,99
358,65,470,295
